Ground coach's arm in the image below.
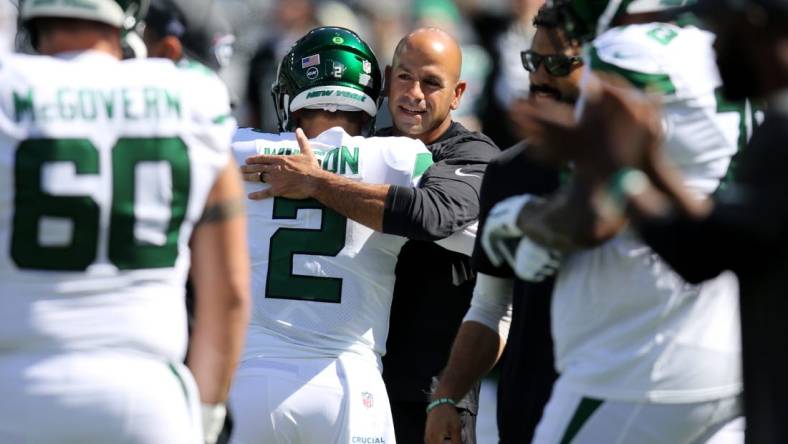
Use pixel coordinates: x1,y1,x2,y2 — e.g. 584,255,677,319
241,129,496,244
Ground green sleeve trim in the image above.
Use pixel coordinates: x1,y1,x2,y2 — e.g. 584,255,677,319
590,47,676,95
560,397,604,444
412,152,433,180
167,362,191,405
177,59,215,77
212,113,232,124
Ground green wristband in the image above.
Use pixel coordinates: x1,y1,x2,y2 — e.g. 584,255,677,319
426,397,457,413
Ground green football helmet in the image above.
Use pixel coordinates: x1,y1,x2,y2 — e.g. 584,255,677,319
21,0,149,30
271,26,382,132
547,0,694,42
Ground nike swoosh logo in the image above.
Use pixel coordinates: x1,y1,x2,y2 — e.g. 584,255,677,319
454,168,481,179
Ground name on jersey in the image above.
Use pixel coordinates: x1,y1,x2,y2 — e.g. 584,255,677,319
12,86,181,123
258,145,361,176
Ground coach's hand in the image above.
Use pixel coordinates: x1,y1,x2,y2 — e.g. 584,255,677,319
425,403,462,444
240,128,325,200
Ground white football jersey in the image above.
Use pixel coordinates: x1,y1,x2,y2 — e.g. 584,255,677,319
0,0,15,53
232,127,433,363
0,51,236,362
554,24,745,403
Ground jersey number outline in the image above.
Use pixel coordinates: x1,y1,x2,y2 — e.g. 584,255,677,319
11,137,190,271
265,197,347,304
715,88,761,187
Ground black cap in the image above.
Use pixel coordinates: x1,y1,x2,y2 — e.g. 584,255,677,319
146,0,234,71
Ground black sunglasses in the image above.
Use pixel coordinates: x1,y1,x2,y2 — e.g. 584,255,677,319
520,50,582,77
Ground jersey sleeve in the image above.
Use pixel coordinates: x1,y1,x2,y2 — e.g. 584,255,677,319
185,69,237,156
589,24,678,96
383,161,487,240
590,24,734,197
381,136,433,183
589,24,720,101
366,135,434,188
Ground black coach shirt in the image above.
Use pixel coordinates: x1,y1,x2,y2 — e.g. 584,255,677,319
378,122,499,403
470,142,560,443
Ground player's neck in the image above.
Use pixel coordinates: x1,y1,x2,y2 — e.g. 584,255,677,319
295,111,363,138
37,22,122,59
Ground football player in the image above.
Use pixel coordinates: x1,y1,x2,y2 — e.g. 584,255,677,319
227,27,453,444
0,1,250,443
482,0,748,442
425,5,584,443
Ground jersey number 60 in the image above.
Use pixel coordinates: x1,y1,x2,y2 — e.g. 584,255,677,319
11,137,190,271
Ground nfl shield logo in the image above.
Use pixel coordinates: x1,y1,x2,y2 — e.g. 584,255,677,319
361,392,374,409
362,60,372,74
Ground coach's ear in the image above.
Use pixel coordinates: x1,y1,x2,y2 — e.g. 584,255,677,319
383,65,392,97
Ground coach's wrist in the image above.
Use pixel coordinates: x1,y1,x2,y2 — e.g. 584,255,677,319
303,167,331,197
426,397,457,413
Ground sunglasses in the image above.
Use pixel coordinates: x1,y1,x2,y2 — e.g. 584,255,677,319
521,50,582,77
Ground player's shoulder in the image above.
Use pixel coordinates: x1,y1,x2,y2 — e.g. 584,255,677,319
319,127,430,156
232,127,292,144
125,57,231,112
594,23,712,61
0,53,53,128
176,59,231,100
592,24,675,73
0,52,58,81
360,135,432,177
595,22,704,49
366,134,429,154
230,128,297,161
591,24,710,94
362,135,431,168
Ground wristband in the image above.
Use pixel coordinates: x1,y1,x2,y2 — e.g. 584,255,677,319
426,397,457,413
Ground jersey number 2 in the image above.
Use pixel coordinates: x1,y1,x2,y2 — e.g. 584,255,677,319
265,197,347,303
11,137,189,271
